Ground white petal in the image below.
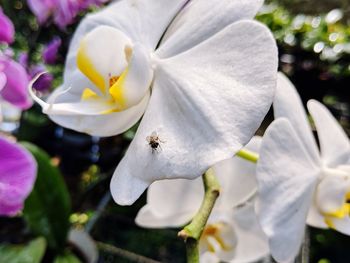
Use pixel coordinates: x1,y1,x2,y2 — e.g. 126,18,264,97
200,252,220,263
256,119,320,263
135,177,203,228
328,217,350,235
307,100,350,167
202,212,237,262
135,205,195,228
48,86,150,137
315,172,350,216
30,79,118,116
213,136,262,210
306,202,328,229
62,0,187,105
312,170,350,235
230,203,269,263
111,20,278,205
274,73,320,164
157,0,263,58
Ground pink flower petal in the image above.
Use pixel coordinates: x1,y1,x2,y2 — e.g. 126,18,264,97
0,72,7,91
0,8,14,44
27,0,55,24
43,37,61,64
0,56,32,109
0,136,37,216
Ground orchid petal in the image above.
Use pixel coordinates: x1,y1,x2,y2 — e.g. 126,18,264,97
111,20,278,205
0,57,32,109
76,26,132,95
29,75,117,115
29,65,53,92
63,0,188,90
200,252,220,263
326,217,350,235
312,170,350,235
0,72,7,91
0,8,15,44
307,202,328,229
46,86,150,137
27,0,54,24
53,0,79,29
0,137,37,216
43,37,61,65
307,100,350,167
313,169,350,235
231,203,269,263
135,177,203,228
213,136,262,210
203,213,237,262
256,119,320,263
315,172,350,216
157,0,263,58
274,73,320,164
108,43,153,110
136,136,263,228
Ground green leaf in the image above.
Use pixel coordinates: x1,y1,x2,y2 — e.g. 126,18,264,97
53,251,82,263
0,237,47,263
22,143,71,252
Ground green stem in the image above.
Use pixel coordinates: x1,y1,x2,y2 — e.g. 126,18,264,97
178,169,220,263
184,239,199,263
236,148,259,163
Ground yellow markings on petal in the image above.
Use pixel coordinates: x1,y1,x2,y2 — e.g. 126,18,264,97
109,67,129,109
325,203,350,219
77,41,106,94
81,88,99,100
324,217,336,229
322,191,350,230
200,223,233,253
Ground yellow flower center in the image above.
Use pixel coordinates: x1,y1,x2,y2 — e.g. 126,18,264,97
323,192,350,229
77,38,131,113
200,223,233,253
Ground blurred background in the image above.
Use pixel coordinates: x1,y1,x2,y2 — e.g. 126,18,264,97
0,0,350,262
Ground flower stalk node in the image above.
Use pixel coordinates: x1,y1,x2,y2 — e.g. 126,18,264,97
178,169,220,262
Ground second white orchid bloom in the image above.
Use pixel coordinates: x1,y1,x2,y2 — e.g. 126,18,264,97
136,137,269,263
31,0,278,205
256,73,350,263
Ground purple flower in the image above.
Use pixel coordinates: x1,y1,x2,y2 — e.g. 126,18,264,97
30,64,53,92
27,0,55,25
53,0,80,29
0,54,32,110
0,136,37,216
27,0,107,29
0,8,14,44
18,52,29,68
43,37,61,64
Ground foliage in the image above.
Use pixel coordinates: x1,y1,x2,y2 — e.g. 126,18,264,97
22,143,71,253
0,237,47,263
257,3,350,76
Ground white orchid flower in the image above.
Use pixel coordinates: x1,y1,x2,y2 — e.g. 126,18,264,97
256,73,350,263
30,0,278,205
136,137,269,263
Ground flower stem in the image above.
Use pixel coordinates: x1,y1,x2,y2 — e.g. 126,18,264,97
301,227,310,263
178,169,220,263
97,241,160,263
236,148,259,163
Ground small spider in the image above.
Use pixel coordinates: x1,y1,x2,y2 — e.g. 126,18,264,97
146,131,165,153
